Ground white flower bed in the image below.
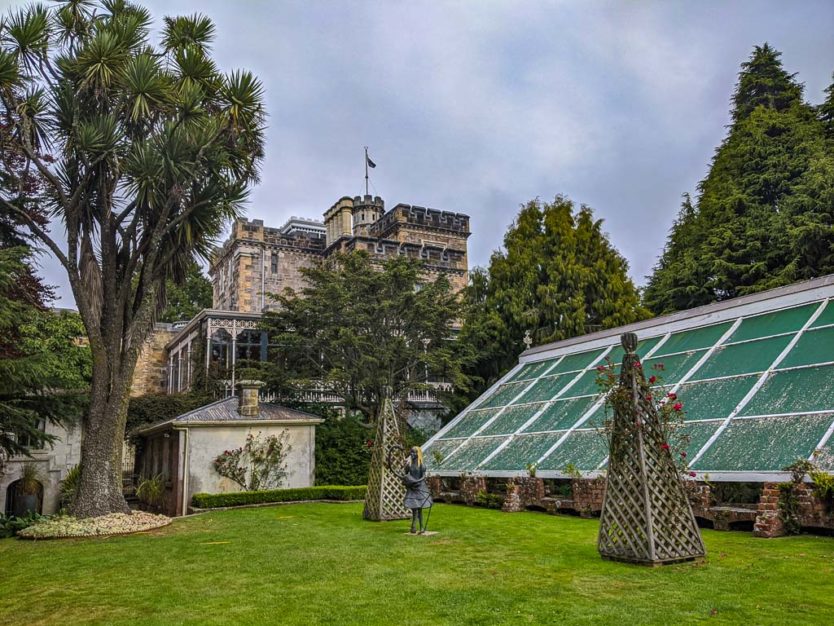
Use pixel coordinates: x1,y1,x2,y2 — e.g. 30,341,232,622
17,511,171,540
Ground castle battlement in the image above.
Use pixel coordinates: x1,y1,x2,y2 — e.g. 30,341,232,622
210,195,470,313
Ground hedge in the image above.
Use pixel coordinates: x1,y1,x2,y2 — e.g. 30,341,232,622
191,485,367,509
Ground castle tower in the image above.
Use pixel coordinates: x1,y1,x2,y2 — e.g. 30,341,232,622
351,195,384,237
323,196,354,248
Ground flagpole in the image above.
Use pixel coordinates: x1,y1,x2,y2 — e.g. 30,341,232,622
364,146,369,196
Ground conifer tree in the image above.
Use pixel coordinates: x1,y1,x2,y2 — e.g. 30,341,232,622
458,196,649,398
645,45,834,314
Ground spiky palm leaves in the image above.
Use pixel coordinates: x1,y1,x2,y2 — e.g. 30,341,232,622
0,1,265,515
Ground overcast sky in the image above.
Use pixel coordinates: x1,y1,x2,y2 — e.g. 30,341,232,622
6,0,834,307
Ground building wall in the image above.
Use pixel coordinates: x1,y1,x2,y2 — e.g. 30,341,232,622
1,421,82,516
184,423,317,503
211,198,471,315
132,324,178,396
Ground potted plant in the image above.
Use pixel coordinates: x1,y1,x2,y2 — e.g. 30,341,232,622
15,463,43,517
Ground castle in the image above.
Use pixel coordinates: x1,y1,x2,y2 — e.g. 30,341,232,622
132,195,471,424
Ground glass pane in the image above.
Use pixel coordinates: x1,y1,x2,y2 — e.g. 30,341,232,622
436,437,507,471
605,336,663,364
547,349,605,375
538,430,609,472
728,303,817,343
692,414,834,472
480,404,543,436
653,322,733,356
479,381,529,408
690,335,791,380
522,396,600,432
562,369,607,397
443,408,500,439
505,358,559,382
423,439,464,470
677,376,759,421
679,420,723,459
643,350,705,384
778,326,834,369
809,300,834,329
514,373,575,404
481,433,565,471
740,365,834,416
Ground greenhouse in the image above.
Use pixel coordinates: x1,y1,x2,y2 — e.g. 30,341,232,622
425,275,834,482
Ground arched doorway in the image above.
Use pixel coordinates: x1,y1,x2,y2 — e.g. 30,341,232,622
4,478,44,517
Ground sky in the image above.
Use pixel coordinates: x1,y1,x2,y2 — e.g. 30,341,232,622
5,0,834,308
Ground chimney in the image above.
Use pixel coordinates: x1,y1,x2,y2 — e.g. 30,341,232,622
237,380,264,417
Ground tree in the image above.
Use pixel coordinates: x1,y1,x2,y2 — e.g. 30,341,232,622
0,2,265,516
0,250,91,469
645,44,834,314
158,260,212,323
458,195,649,399
262,252,468,421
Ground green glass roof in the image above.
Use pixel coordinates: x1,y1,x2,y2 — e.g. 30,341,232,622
426,287,834,479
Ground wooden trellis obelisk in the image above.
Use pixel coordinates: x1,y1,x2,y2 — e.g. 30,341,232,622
598,332,705,565
363,398,410,521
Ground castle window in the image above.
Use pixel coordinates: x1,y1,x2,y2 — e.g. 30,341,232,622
271,252,278,274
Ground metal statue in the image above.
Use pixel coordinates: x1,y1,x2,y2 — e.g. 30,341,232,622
388,444,434,533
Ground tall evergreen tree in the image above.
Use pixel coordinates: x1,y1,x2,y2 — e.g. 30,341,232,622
458,196,649,399
645,45,834,314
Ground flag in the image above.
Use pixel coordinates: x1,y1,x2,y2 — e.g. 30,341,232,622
366,155,376,168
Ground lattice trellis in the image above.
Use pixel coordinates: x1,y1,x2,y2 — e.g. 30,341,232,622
363,398,410,521
598,332,706,565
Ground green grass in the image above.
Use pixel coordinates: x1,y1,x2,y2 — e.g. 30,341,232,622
1,503,833,625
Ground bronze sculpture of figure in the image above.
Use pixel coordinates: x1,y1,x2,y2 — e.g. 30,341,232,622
403,446,433,534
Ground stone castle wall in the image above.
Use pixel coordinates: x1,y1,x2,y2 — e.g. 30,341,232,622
132,324,178,396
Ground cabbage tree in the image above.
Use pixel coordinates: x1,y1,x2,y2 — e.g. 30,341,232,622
0,0,265,516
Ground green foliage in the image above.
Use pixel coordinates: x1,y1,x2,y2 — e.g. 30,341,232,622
126,392,212,434
645,44,834,314
0,1,265,514
212,432,291,491
0,248,89,462
136,473,166,507
60,465,81,509
457,196,649,401
314,412,373,486
0,512,47,538
158,261,212,323
474,490,504,509
262,251,468,420
191,485,366,509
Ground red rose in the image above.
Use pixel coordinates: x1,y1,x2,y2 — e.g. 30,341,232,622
680,451,687,458
645,394,653,402
661,443,670,451
366,439,374,448
596,365,605,372
689,471,697,478
648,375,657,384
633,361,642,368
673,402,683,412
667,392,677,400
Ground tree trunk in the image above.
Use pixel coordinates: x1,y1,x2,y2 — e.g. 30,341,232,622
72,352,138,517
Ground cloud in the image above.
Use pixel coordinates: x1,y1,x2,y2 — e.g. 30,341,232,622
7,0,834,306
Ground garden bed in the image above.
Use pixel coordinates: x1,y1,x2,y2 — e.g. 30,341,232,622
16,511,170,540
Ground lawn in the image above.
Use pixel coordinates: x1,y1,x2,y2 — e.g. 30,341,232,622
1,503,833,625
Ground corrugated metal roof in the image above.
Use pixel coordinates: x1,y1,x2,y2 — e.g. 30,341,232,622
134,398,322,435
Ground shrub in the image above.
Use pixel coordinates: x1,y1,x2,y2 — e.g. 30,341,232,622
60,465,80,509
192,485,366,509
126,393,213,434
315,413,373,486
213,431,290,491
0,512,47,538
136,474,166,508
